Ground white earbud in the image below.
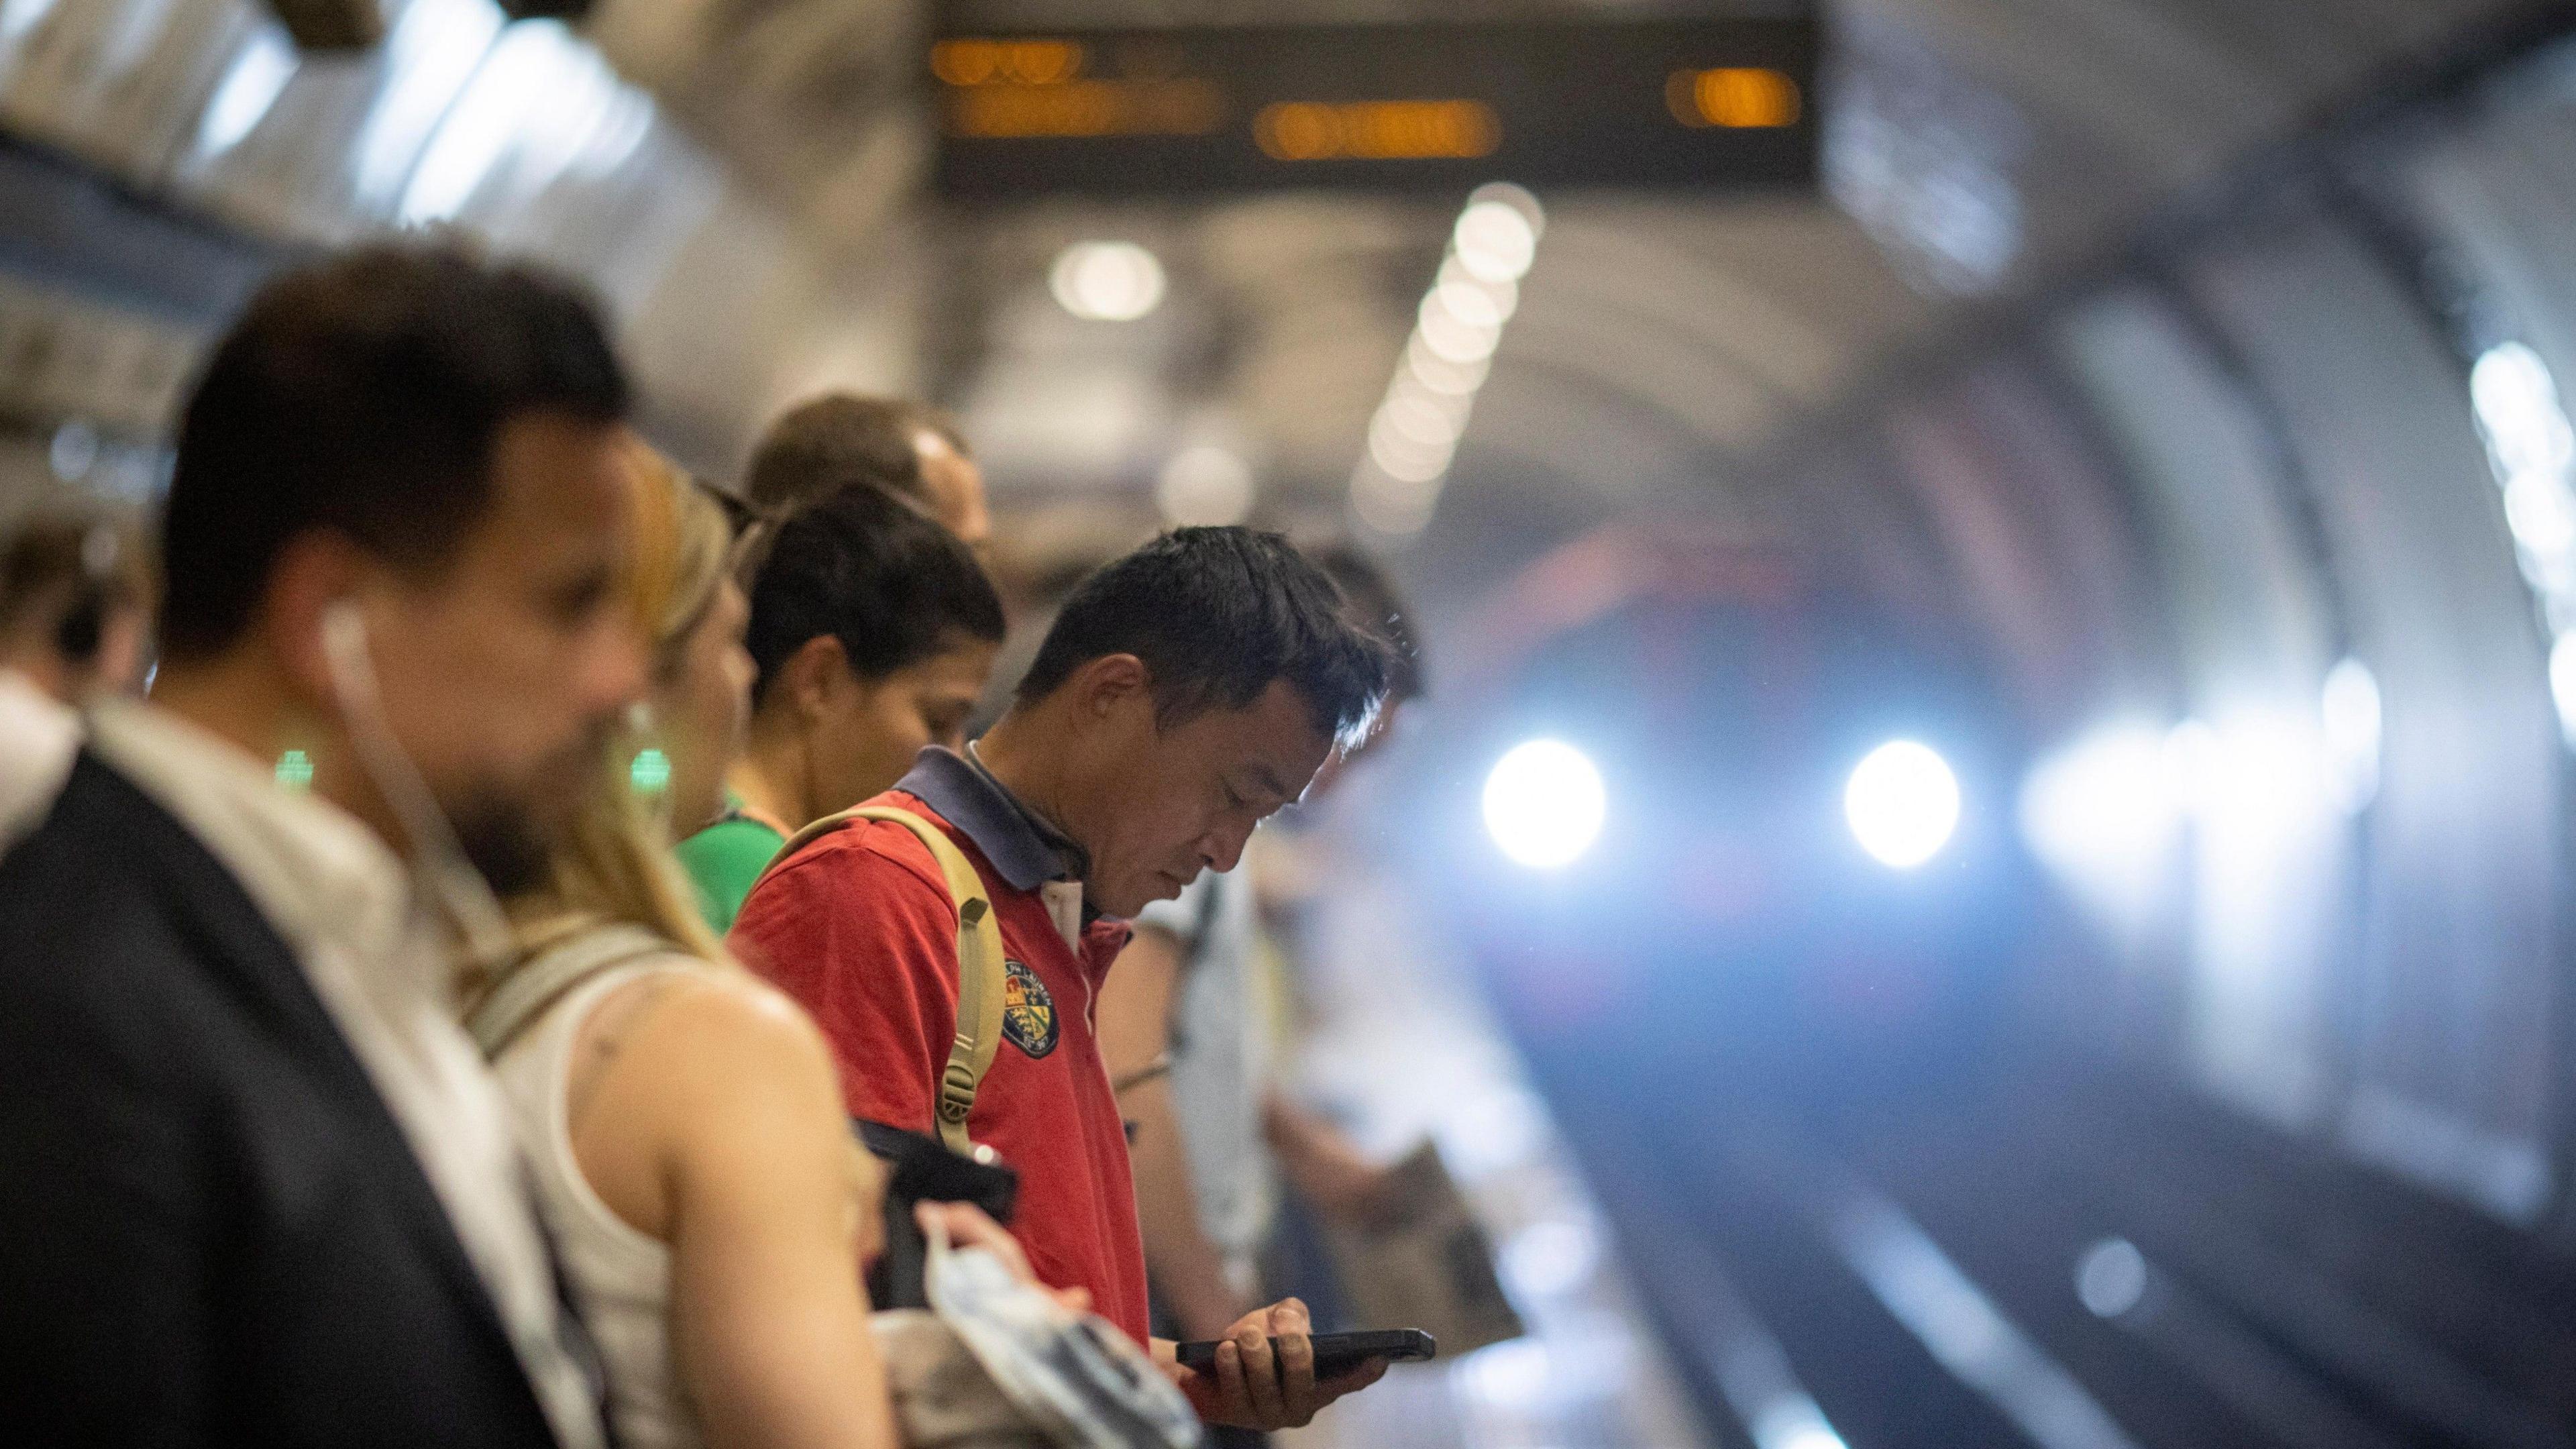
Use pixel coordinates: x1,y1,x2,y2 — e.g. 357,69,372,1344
319,599,366,668
316,597,515,973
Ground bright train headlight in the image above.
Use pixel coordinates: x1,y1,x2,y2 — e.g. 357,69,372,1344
1483,739,1606,870
1845,740,1960,869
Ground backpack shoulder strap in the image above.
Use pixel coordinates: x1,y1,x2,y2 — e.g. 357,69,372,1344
469,922,674,1059
757,805,1005,1157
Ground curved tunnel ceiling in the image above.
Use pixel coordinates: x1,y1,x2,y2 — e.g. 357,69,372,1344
579,0,2532,537
0,0,2542,623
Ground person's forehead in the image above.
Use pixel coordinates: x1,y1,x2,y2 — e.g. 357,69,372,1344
478,416,626,543
1191,682,1330,775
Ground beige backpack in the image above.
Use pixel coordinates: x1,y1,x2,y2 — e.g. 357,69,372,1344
756,805,1008,1156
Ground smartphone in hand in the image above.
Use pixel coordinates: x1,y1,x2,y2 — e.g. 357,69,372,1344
1173,1328,1436,1379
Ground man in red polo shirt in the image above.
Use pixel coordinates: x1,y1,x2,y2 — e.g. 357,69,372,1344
733,527,1394,1432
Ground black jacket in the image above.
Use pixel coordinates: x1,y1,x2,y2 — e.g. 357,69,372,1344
0,751,574,1447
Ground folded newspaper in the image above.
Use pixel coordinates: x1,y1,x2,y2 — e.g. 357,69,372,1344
923,1220,1205,1449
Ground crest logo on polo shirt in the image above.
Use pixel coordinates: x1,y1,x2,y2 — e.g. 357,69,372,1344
1000,958,1058,1059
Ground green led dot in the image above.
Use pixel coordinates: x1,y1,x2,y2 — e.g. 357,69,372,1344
275,749,314,792
630,747,672,795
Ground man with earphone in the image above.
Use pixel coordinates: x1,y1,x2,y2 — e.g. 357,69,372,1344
0,246,646,1449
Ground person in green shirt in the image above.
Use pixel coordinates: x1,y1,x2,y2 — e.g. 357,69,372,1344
676,482,1005,933
672,796,794,934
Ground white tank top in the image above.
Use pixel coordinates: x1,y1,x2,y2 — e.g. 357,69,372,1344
491,955,706,1449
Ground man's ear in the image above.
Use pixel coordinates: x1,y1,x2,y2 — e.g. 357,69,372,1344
263,531,369,706
784,634,853,722
1063,652,1152,727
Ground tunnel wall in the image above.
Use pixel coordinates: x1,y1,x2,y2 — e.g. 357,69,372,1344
1765,28,2576,1232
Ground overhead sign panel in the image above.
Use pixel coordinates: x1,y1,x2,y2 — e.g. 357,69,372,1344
930,18,1818,199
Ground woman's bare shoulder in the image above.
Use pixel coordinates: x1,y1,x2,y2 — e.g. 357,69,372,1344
602,964,841,1099
568,959,862,1242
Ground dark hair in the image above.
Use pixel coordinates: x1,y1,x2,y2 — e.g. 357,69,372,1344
159,244,628,661
1018,527,1392,749
1306,538,1426,706
745,483,1006,704
2,504,148,665
743,394,971,515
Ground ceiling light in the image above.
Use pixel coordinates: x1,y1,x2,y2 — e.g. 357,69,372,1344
1453,198,1539,282
1051,240,1166,321
1407,338,1491,395
1156,444,1255,526
1430,278,1507,331
1351,465,1440,536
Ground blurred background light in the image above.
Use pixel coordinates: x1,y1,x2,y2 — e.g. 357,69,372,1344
2469,339,2576,763
1752,1399,1851,1449
1438,256,1517,317
191,26,300,163
1350,464,1440,535
2503,469,2576,558
2550,633,2576,748
1050,239,1166,321
2471,342,2572,481
399,19,648,225
49,420,97,482
1350,183,1542,539
1416,295,1501,362
1405,337,1489,394
1499,1216,1601,1300
2018,723,2182,929
2159,718,2222,818
1452,195,1540,281
2074,1238,2147,1319
1155,443,1254,526
1483,739,1606,870
1431,276,1507,330
1365,410,1454,481
353,0,507,210
1845,740,1960,868
2320,657,2382,812
2180,712,2326,850
1380,391,1462,448
0,0,60,43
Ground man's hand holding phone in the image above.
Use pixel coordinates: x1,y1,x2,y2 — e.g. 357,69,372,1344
1157,1298,1393,1430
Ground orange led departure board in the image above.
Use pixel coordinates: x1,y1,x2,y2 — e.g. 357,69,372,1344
930,19,1817,199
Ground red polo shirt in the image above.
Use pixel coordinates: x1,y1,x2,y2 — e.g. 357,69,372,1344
728,749,1149,1343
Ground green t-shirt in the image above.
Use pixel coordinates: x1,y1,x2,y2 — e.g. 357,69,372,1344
675,808,788,936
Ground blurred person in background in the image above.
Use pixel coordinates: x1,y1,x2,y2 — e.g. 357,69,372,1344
473,439,1039,1449
0,504,150,849
1257,544,1438,1280
0,245,635,1449
1,502,151,704
1098,540,1429,1372
742,394,992,555
601,442,747,845
676,483,1004,934
731,527,1394,1434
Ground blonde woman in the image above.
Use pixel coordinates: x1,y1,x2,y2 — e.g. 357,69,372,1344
477,440,1034,1449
